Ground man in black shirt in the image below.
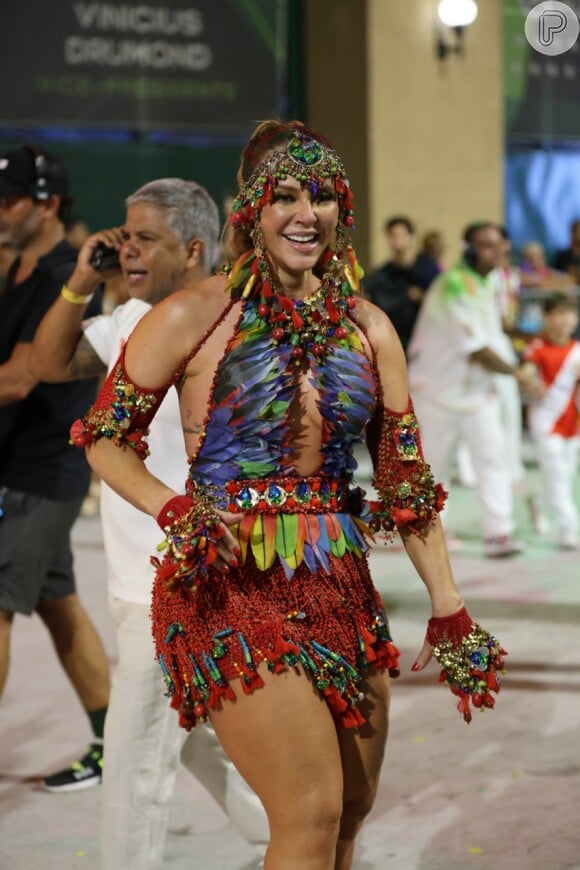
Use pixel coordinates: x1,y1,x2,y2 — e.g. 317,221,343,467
553,219,580,286
363,215,441,351
0,146,110,791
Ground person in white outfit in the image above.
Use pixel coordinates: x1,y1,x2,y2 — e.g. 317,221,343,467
524,293,580,549
456,226,526,488
407,222,542,558
29,179,268,868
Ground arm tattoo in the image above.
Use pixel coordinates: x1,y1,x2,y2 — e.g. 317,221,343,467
183,420,202,435
68,335,107,380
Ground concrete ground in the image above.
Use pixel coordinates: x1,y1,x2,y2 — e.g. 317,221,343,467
1,458,579,870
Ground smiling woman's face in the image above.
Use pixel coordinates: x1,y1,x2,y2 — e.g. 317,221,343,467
258,175,339,281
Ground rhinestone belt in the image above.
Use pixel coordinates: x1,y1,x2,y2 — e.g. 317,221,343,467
222,476,350,514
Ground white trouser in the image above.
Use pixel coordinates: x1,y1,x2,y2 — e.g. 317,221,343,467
413,393,514,539
496,373,525,483
456,375,525,487
102,598,269,870
531,433,579,539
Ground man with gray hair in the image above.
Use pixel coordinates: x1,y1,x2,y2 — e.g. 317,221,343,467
30,178,268,868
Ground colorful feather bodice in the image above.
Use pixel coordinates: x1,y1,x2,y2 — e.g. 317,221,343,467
189,298,377,496
187,297,377,577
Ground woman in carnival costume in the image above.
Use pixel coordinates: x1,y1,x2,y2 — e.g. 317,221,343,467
72,121,506,869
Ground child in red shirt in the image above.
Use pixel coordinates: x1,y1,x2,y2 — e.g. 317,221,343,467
525,294,580,549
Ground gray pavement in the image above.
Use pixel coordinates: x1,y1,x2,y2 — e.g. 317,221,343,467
1,461,579,870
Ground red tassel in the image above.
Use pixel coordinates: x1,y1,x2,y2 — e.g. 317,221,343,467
291,309,304,330
323,687,348,715
454,691,472,723
486,670,500,693
434,483,448,511
340,707,366,728
208,687,221,709
482,693,495,709
239,671,265,695
373,640,401,673
359,626,377,663
221,683,236,702
262,648,286,673
324,297,341,324
274,636,300,658
391,507,419,527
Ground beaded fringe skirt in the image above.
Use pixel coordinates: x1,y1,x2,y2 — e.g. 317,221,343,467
151,545,400,731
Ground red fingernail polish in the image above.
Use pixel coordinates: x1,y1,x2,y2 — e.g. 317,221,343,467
222,565,230,574
231,557,239,568
233,546,241,557
411,663,421,672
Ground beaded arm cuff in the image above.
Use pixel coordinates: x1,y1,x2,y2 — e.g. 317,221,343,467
69,345,169,460
366,400,447,537
152,494,225,595
426,606,507,724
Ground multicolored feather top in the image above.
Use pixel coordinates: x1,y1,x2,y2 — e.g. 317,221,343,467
188,250,377,577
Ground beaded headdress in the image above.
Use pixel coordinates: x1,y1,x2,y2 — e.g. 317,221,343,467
230,125,355,230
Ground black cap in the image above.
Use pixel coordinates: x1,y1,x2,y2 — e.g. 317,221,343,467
0,146,70,200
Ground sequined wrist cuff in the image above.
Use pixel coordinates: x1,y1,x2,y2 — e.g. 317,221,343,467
427,607,507,724
156,495,195,532
153,495,225,595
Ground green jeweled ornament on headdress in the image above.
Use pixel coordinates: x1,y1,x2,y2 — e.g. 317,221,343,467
230,130,355,229
287,135,324,167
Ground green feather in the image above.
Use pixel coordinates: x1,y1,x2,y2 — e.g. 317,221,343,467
275,513,299,559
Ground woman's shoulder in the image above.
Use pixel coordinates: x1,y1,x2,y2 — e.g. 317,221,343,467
159,273,228,318
134,275,228,337
352,295,400,341
124,274,231,386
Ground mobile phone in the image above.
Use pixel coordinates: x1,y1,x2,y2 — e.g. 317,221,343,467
89,242,120,272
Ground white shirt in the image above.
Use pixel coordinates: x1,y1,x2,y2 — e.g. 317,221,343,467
83,299,187,605
488,266,519,364
407,266,508,411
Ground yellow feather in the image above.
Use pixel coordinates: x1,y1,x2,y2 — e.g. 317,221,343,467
241,274,256,299
251,515,277,571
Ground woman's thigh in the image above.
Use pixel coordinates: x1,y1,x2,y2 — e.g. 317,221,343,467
209,664,344,826
337,669,390,816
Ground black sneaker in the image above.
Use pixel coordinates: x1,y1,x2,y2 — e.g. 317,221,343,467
42,743,103,793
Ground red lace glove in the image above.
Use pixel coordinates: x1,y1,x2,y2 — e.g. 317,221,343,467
152,494,225,594
156,495,196,531
426,606,507,724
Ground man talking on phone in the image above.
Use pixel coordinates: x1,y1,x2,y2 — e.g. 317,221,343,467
30,178,268,869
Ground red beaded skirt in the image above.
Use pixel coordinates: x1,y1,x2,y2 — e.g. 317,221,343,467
151,521,400,731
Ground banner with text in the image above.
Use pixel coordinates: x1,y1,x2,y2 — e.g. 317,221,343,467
0,0,288,133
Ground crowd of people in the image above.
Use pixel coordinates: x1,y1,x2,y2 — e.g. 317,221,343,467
364,216,580,556
0,127,576,870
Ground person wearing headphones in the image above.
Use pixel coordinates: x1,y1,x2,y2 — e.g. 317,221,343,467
407,221,543,558
0,145,110,785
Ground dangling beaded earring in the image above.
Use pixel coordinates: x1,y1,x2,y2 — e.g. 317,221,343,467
249,224,277,317
250,223,265,259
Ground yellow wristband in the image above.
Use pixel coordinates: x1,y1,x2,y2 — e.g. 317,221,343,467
61,284,92,305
